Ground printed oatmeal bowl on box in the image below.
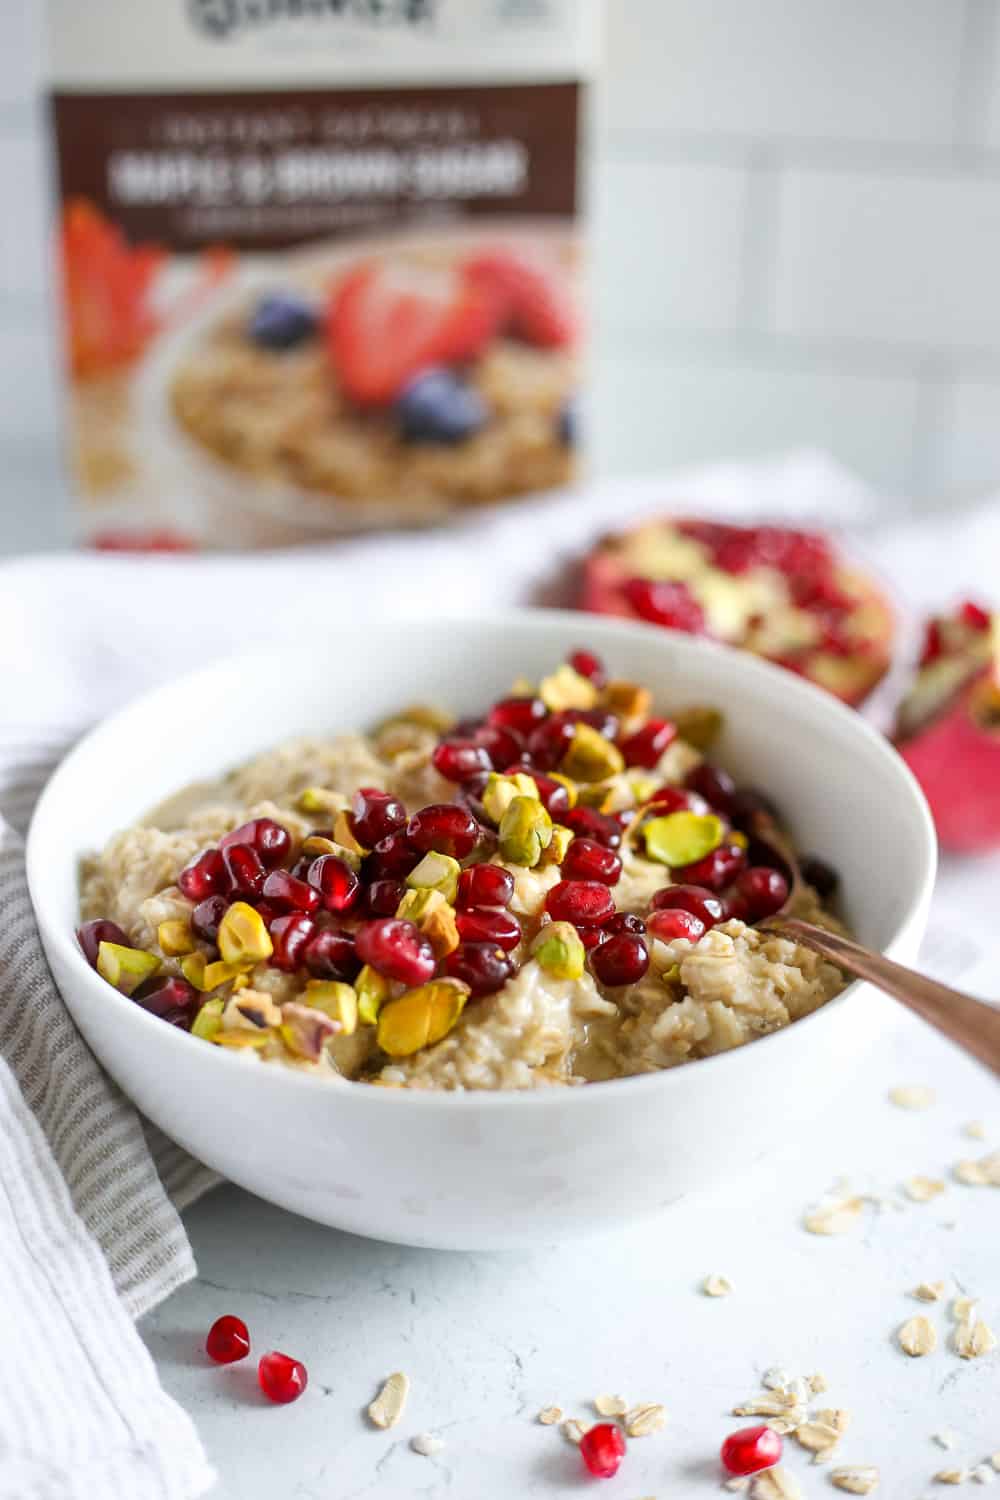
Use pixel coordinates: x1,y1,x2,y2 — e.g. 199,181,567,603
27,613,935,1250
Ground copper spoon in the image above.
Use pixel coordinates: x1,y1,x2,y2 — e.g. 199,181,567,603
746,809,1000,1078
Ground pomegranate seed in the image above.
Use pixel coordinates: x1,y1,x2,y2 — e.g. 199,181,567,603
686,761,737,814
364,830,421,881
591,932,648,987
920,619,944,666
568,648,606,687
573,706,621,740
502,767,571,819
606,912,645,935
960,599,992,631
720,1424,782,1477
546,880,616,926
563,806,622,849
254,900,282,928
644,786,711,817
303,927,359,981
647,907,706,944
800,854,839,900
579,1422,626,1478
620,718,677,769
206,1315,250,1364
676,841,747,892
221,844,266,899
651,884,726,928
714,535,758,574
432,740,492,783
219,818,290,869
734,866,789,921
561,838,622,886
526,715,575,770
471,723,524,769
623,576,705,632
728,787,781,830
307,854,361,914
76,918,129,967
190,894,227,943
455,908,521,951
407,803,479,859
258,1350,307,1405
269,913,316,972
456,864,515,910
132,975,198,1026
578,925,610,951
366,878,407,916
261,869,322,914
350,787,406,847
355,918,435,986
487,695,547,736
444,941,515,996
177,848,227,902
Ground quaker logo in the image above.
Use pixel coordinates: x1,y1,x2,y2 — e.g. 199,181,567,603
188,0,436,42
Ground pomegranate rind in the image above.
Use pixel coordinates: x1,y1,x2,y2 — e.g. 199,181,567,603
896,670,1000,853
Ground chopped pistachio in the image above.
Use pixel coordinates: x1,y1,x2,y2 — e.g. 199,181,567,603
395,888,461,957
673,704,723,750
548,772,578,809
180,951,208,990
575,780,618,811
731,829,749,850
532,921,585,980
627,773,660,805
356,964,392,1026
223,990,282,1031
157,918,195,957
405,851,461,904
499,795,553,867
95,941,161,995
301,834,362,871
643,811,724,866
191,997,224,1042
482,771,539,824
561,722,625,783
304,979,358,1035
374,703,454,736
510,675,535,696
396,887,444,924
297,786,348,815
281,1001,340,1061
539,663,599,713
537,823,573,867
602,679,652,734
203,958,249,992
377,978,469,1057
215,1030,272,1051
333,809,367,857
217,901,274,966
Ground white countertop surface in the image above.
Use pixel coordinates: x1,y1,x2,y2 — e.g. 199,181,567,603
140,1000,1000,1500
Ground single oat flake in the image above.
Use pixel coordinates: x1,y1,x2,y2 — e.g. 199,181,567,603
954,1318,998,1359
751,1466,802,1500
410,1433,445,1457
963,1121,988,1140
807,1372,829,1395
367,1371,410,1430
762,1367,791,1391
724,1481,750,1494
537,1406,562,1425
703,1274,734,1298
594,1394,628,1417
803,1196,864,1236
889,1085,936,1110
934,1432,957,1449
734,1395,800,1418
625,1402,667,1437
830,1467,880,1494
562,1419,585,1445
935,1470,968,1485
794,1417,845,1456
898,1316,938,1357
905,1175,947,1203
914,1281,947,1302
971,1465,996,1485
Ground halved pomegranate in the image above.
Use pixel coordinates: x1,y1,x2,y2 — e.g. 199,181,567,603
580,517,894,706
893,601,1000,852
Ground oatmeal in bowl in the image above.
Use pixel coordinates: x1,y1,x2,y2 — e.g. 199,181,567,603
78,649,849,1092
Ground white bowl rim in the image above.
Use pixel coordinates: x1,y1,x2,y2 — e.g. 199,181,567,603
26,609,938,1113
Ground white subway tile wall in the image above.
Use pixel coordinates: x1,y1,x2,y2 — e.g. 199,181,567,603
4,0,1000,551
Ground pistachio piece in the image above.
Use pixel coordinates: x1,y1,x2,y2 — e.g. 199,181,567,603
301,834,363,870
333,809,367,858
217,901,274,966
297,786,349,815
673,705,723,750
532,921,585,980
549,772,578,809
575,780,618,811
498,795,553,867
602,679,652,734
215,1030,271,1051
203,958,249,992
731,829,749,850
561,722,625,783
95,941,161,996
180,951,208,990
280,1001,340,1061
304,979,358,1036
222,990,282,1031
190,997,224,1042
374,703,455,736
482,771,539,824
356,964,392,1026
627,773,660,805
157,918,195,957
377,978,469,1058
395,888,460,958
539,663,599,713
405,851,461,904
537,824,573,868
643,811,725,866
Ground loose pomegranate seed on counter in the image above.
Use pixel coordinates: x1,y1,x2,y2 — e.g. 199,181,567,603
206,1315,250,1365
432,739,493,783
720,1424,782,1477
444,941,515,996
132,975,198,1026
269,913,317,972
455,908,521,951
651,884,726,928
355,918,436,986
364,830,421,881
350,787,407,847
487,695,547,736
647,907,707,944
568,647,606,687
563,806,622,849
191,894,228,943
303,927,359,981
76,918,129,967
734,866,789,921
307,854,361,914
177,848,227,902
578,925,610,952
619,717,677,769
561,838,622,886
591,932,649,987
365,878,407,916
606,912,645,935
579,1422,626,1478
623,576,706,632
676,841,747,892
407,803,479,859
686,761,737,814
221,844,266,899
546,880,616,926
261,869,322,914
219,817,290,869
456,864,515,910
258,1350,308,1405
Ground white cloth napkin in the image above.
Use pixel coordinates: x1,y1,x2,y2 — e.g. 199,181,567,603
2,449,999,1500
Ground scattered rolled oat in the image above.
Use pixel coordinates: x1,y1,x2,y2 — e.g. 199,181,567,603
935,1470,967,1485
367,1371,410,1430
562,1419,585,1445
410,1433,445,1457
954,1160,989,1186
762,1368,791,1391
993,1455,1000,1472
898,1315,938,1357
803,1196,865,1236
915,1281,947,1302
889,1085,936,1110
905,1176,947,1203
704,1274,734,1298
831,1467,880,1494
537,1406,562,1425
724,1482,750,1494
734,1395,800,1418
807,1372,829,1395
971,1466,996,1485
934,1433,957,1449
963,1121,987,1140
594,1394,628,1417
794,1417,845,1457
766,1416,802,1437
954,1317,997,1359
750,1466,802,1499
953,1296,977,1322
625,1402,667,1437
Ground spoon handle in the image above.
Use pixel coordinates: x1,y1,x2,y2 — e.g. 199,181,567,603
766,916,1000,1078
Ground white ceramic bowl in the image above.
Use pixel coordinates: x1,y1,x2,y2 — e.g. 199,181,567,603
27,613,936,1250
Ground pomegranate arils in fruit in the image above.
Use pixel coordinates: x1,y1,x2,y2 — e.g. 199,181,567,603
606,911,645,935
190,894,227,943
960,598,992,631
624,576,706,633
407,802,479,859
546,880,616,926
676,841,747,892
561,838,622,886
261,869,322,914
455,907,521,952
579,1421,626,1479
592,932,649,987
258,1350,308,1405
685,761,737,814
219,817,290,869
800,854,839,900
651,884,726,928
563,806,622,849
303,927,359,981
76,918,129,967
350,788,406,847
720,1424,782,1477
177,848,227,902
487,695,547,736
366,878,407,916
269,913,317,972
307,854,361,914
364,830,421,881
735,866,789,921
444,941,514,996
206,1315,250,1365
568,648,606,687
647,906,706,944
355,918,436,986
221,843,267,899
432,739,492,783
456,863,515,910
620,718,677,769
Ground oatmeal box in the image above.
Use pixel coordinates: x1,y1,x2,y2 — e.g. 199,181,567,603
45,0,599,549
